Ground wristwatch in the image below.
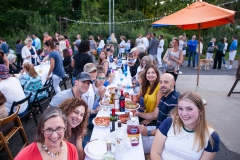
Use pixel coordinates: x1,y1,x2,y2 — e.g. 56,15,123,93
147,130,151,136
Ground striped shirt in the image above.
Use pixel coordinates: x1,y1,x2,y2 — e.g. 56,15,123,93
156,90,180,128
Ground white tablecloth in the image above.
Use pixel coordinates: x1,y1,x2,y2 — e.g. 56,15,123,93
34,63,50,85
84,63,145,160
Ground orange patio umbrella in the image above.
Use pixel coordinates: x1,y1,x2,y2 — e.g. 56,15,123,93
153,0,236,86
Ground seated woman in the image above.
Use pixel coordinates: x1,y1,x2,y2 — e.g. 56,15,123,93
88,70,107,129
7,53,22,74
62,48,72,67
96,65,114,86
37,49,48,63
151,92,220,160
19,62,47,102
59,98,89,160
135,64,162,125
99,50,109,77
15,107,79,159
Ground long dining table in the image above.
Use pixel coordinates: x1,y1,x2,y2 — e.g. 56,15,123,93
84,63,145,160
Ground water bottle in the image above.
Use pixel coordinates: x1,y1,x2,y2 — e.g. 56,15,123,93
118,55,122,67
126,83,131,93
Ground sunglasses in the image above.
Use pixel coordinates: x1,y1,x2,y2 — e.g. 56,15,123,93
97,77,105,80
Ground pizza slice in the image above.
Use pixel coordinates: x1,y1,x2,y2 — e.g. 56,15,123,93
94,117,110,126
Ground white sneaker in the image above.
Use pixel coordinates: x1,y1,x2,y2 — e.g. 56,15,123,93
179,71,183,74
225,65,228,68
228,66,232,70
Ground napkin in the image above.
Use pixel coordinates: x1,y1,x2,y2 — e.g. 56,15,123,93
102,124,132,149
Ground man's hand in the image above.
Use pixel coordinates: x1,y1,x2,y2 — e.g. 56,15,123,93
46,75,50,80
139,125,148,136
140,119,152,126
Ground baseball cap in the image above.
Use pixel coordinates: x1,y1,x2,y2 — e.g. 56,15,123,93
83,63,97,73
0,64,11,79
76,72,93,83
130,47,137,53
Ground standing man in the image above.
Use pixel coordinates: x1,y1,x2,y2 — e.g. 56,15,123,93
43,32,52,44
142,33,151,53
148,33,159,65
136,73,180,153
32,34,41,50
73,34,81,54
228,35,238,70
0,38,9,55
157,35,164,67
187,35,198,67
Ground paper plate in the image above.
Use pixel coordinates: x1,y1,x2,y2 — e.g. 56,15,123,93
92,117,110,128
84,140,115,160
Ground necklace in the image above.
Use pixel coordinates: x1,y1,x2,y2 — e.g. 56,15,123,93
42,142,63,158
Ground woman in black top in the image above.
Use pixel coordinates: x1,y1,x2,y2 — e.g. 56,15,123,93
62,49,72,67
71,40,93,84
7,53,22,74
15,39,24,66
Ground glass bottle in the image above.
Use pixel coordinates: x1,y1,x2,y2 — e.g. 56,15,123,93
115,121,125,160
114,89,119,112
119,90,125,112
110,106,117,132
102,140,116,160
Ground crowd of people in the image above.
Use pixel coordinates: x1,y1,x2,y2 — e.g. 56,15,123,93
1,30,239,160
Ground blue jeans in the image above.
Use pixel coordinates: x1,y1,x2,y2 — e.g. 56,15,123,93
97,48,103,55
72,77,76,86
195,52,199,66
188,51,196,67
222,57,226,64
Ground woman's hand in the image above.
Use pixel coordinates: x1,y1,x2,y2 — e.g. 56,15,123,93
169,55,175,61
99,87,106,96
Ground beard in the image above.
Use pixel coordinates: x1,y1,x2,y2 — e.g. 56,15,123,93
161,87,171,95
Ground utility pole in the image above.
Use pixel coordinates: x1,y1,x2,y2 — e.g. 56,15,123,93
109,0,111,36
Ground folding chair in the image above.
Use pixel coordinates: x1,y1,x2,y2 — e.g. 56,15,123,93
9,93,38,126
31,86,51,114
0,106,29,160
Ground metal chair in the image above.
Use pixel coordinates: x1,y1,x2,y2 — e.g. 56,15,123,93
9,93,38,126
31,86,51,114
44,77,55,98
0,106,29,160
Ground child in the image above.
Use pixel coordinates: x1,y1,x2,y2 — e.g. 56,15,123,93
164,50,178,74
37,49,48,63
106,48,114,63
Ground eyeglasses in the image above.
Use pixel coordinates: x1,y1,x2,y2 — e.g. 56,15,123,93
97,77,106,80
42,127,65,135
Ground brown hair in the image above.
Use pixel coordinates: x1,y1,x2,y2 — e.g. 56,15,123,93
63,49,71,58
23,62,38,78
138,70,145,80
44,39,55,50
170,92,214,151
58,98,89,139
98,50,108,65
140,56,152,68
141,64,160,96
96,65,105,73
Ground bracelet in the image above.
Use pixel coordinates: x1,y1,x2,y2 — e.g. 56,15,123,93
147,130,151,137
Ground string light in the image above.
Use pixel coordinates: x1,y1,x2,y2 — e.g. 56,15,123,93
62,17,162,25
217,0,239,7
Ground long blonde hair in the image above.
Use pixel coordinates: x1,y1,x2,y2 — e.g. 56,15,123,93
110,33,117,43
23,62,38,78
170,92,214,152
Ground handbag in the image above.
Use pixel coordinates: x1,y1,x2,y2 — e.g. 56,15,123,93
207,46,214,53
92,50,97,55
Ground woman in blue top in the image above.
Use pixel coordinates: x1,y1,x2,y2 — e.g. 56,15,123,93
213,38,225,69
44,39,65,94
19,62,47,102
151,92,220,160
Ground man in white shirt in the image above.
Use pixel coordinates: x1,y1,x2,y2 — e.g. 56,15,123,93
157,35,164,67
142,33,151,53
